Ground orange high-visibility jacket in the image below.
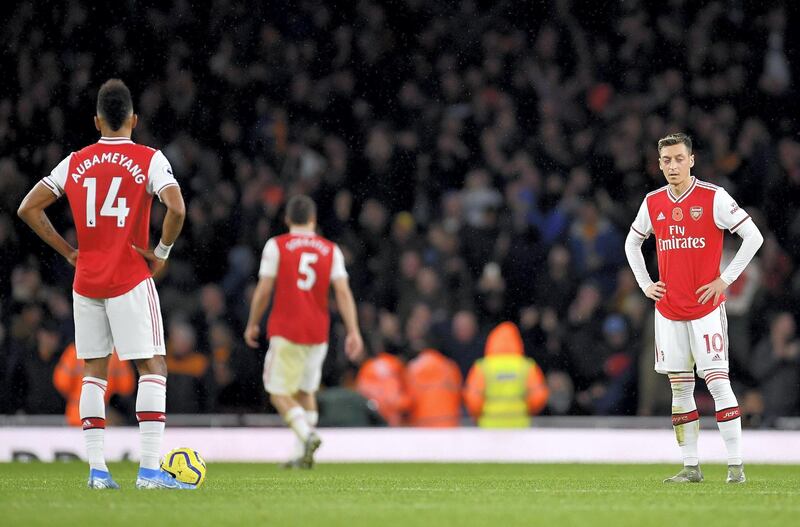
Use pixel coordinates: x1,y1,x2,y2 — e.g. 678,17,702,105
52,343,136,426
463,322,549,425
355,352,410,426
405,348,463,427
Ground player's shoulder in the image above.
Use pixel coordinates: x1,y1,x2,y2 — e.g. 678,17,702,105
132,143,160,156
316,233,336,246
645,185,669,200
694,178,721,193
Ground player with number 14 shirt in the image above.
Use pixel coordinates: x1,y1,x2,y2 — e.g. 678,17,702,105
17,79,192,490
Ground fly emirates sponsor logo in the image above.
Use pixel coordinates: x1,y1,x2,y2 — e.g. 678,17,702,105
658,225,706,251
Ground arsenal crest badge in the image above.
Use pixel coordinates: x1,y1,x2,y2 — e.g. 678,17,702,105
690,206,703,220
672,207,683,221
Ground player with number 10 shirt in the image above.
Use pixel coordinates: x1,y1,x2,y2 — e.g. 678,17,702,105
625,132,763,485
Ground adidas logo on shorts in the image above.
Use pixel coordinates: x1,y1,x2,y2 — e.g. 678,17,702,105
712,354,721,361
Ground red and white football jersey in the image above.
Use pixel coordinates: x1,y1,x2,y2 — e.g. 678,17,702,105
41,137,178,298
630,177,751,321
259,229,348,344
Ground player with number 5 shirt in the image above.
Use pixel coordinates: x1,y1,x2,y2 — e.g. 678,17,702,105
244,195,364,469
625,133,763,484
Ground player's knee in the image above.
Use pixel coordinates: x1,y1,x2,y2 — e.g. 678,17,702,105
269,392,289,408
705,377,733,399
83,357,110,379
295,389,314,404
667,373,695,397
135,355,167,377
670,383,693,398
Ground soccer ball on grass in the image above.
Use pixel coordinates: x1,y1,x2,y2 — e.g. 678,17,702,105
161,447,207,487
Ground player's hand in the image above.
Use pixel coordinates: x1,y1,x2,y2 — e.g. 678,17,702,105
244,323,260,349
696,277,728,306
344,332,364,362
645,281,666,302
65,249,79,267
133,244,167,279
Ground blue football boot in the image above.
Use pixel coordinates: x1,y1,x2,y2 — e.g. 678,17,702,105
135,467,196,489
87,468,120,489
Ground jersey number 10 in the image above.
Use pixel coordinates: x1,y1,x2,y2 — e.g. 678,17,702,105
703,333,723,354
83,177,130,228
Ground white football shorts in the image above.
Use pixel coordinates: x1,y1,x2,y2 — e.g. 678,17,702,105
654,302,729,374
73,277,166,361
262,335,328,395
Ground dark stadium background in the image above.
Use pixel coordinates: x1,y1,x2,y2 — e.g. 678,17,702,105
1,0,799,427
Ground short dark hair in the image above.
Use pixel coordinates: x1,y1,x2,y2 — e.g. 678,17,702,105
658,132,692,154
97,79,133,131
286,195,317,225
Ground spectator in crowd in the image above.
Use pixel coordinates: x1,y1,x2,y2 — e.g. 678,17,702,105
720,246,762,378
564,281,605,394
165,321,211,414
405,347,463,427
751,312,800,427
23,322,66,415
463,322,549,427
53,343,135,426
533,245,577,317
208,321,265,412
568,200,625,294
440,310,485,379
581,315,637,415
355,344,410,427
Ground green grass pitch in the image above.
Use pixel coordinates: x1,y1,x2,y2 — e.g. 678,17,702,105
1,462,799,526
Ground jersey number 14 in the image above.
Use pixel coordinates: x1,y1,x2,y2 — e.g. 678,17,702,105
83,177,130,227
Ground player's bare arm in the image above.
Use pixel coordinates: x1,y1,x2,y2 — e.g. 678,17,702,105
17,182,78,266
244,276,275,348
133,185,186,277
332,277,364,362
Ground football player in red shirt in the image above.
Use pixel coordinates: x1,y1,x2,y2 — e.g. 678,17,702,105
625,133,763,484
18,79,194,489
245,195,364,468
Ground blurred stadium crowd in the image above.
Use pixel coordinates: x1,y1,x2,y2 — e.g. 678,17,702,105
1,0,799,426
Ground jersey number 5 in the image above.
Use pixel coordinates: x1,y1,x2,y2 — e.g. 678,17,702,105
83,177,130,228
297,252,319,290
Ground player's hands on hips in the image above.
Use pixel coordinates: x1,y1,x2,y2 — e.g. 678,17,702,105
645,281,666,302
65,249,78,267
696,277,728,306
244,323,260,349
132,244,167,279
344,332,364,362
